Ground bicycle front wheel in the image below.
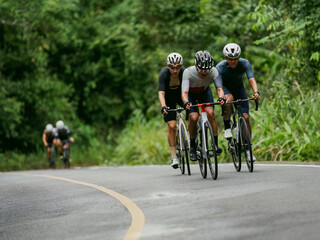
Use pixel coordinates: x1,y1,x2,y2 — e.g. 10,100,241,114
176,129,185,174
239,117,253,172
228,134,241,172
198,135,207,179
205,122,218,180
180,124,191,175
63,148,70,169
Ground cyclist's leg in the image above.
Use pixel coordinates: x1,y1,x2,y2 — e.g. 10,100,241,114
237,85,250,137
164,96,179,168
56,138,63,157
201,88,222,154
187,92,200,161
223,86,234,126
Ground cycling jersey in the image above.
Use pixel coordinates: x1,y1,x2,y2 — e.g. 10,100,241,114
43,129,57,143
215,58,254,92
158,66,185,122
56,126,72,141
181,66,223,93
158,66,185,93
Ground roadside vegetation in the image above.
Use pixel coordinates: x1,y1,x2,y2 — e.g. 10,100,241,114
1,0,319,171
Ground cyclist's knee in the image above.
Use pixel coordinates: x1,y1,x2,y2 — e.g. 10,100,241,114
167,122,176,132
243,113,250,121
189,113,199,123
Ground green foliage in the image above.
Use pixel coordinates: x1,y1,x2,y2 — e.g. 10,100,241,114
109,109,170,166
0,0,319,170
250,82,320,161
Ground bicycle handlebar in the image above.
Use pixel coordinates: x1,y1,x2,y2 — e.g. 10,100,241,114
190,102,226,116
228,98,259,111
167,108,185,112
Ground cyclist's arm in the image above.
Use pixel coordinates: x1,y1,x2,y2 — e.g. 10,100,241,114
69,136,75,143
158,91,166,108
248,77,260,100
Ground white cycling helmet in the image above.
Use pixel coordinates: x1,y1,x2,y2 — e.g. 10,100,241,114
56,120,64,129
45,124,53,132
166,52,183,67
223,43,241,59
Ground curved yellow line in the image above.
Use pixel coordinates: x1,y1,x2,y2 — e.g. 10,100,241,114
16,173,145,240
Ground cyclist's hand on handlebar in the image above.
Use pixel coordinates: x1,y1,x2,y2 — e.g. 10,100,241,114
252,91,260,100
161,106,169,115
218,97,226,105
184,101,192,110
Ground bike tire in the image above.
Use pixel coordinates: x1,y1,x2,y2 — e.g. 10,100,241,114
177,129,185,174
229,134,241,172
239,117,253,172
205,122,218,180
181,125,191,175
50,147,56,169
198,132,207,179
63,147,70,169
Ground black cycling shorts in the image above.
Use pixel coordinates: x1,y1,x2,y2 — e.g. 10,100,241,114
163,92,184,123
223,84,249,114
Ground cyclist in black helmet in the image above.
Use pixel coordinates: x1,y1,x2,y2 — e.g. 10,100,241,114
158,52,185,169
182,50,225,162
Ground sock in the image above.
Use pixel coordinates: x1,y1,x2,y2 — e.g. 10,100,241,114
170,147,177,159
224,120,231,130
214,136,218,147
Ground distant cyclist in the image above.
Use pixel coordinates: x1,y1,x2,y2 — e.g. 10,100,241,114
216,43,260,161
55,120,75,159
158,52,185,169
42,123,57,165
182,50,226,162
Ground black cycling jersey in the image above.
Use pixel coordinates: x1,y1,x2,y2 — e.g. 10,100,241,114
56,126,72,141
158,66,185,122
158,66,185,94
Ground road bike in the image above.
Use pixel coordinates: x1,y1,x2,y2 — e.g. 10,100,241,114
227,98,259,172
167,108,191,175
48,144,58,168
191,102,223,180
62,140,71,169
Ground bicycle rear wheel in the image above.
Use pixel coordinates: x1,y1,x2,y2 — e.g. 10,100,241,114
205,122,218,180
176,129,185,174
180,124,191,175
50,147,56,169
239,117,253,172
63,147,70,169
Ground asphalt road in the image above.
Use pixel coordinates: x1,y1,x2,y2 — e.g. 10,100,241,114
1,163,320,240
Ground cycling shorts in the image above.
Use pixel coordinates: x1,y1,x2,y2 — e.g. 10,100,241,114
163,91,184,123
186,87,214,116
223,84,249,114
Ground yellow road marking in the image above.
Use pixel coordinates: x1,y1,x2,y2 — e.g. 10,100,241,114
16,173,145,240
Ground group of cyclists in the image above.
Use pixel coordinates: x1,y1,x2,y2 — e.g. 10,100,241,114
158,43,261,169
42,120,74,167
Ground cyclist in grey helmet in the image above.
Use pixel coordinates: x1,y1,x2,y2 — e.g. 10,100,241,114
182,50,226,162
216,43,260,161
158,52,185,169
42,123,57,167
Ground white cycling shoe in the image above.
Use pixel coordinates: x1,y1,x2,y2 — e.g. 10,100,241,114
171,158,179,169
246,150,256,162
224,128,232,139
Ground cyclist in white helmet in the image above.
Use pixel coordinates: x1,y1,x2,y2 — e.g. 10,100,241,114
216,43,260,161
55,120,75,160
158,52,185,169
42,123,57,167
182,50,226,162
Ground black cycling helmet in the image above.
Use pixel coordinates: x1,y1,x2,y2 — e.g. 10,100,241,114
195,50,214,70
